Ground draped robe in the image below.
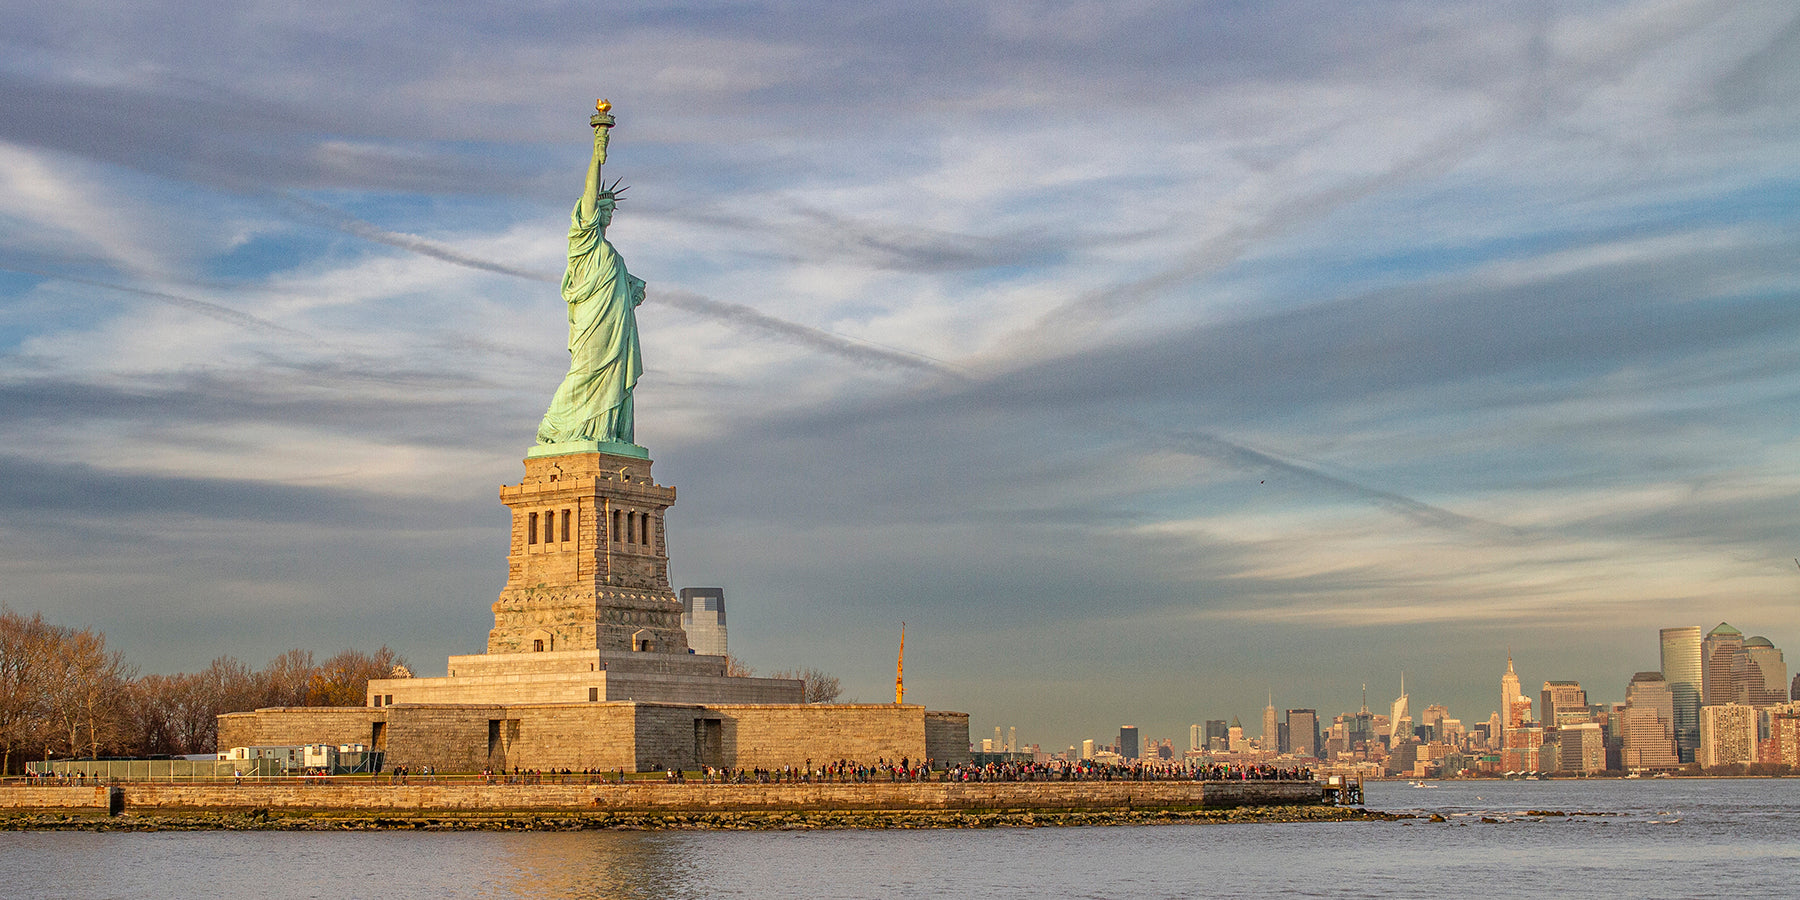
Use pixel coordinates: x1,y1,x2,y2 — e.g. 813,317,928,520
535,198,645,445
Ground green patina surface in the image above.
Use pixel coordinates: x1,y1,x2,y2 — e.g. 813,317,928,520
527,440,649,460
535,107,645,448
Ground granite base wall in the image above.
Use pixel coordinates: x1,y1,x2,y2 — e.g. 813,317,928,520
217,702,962,774
217,707,383,751
384,706,507,772
721,705,926,769
507,704,638,772
925,711,971,766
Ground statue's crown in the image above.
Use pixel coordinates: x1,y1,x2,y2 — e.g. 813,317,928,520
598,176,628,202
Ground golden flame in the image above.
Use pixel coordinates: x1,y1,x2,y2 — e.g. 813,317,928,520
595,99,612,114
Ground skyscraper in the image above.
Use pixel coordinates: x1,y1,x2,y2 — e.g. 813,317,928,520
1660,626,1702,763
1744,637,1787,706
1770,709,1800,767
1389,674,1411,747
1189,724,1203,754
1286,709,1320,758
1622,671,1679,769
1349,690,1374,751
1500,653,1531,740
1557,723,1606,773
1503,722,1544,773
1702,622,1746,706
1204,719,1228,751
1699,703,1756,768
1421,704,1449,742
1498,655,1541,771
1541,681,1590,729
1262,695,1279,751
677,587,728,656
1118,725,1139,761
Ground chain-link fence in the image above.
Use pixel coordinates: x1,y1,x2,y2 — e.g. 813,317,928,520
23,758,283,781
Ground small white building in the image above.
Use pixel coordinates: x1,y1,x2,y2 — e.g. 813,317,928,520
221,745,306,769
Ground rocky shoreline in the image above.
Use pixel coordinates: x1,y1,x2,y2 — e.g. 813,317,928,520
2,804,1402,832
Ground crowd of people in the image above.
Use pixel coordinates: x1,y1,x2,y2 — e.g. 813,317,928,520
677,758,934,784
942,760,1314,783
14,760,1313,785
459,759,1315,785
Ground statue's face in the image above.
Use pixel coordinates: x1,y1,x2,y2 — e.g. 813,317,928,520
597,201,615,226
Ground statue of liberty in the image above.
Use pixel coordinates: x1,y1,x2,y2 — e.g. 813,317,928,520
536,100,646,447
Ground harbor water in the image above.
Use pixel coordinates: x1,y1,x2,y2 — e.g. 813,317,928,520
1,778,1794,898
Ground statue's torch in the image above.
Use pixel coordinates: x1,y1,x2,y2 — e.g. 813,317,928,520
591,99,616,168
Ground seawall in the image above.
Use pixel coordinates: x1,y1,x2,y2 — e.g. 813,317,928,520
0,786,113,813
5,780,1323,816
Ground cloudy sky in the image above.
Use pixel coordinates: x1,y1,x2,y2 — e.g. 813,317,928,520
3,0,1798,752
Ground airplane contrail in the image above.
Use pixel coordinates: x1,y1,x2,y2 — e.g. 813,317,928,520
1,265,317,342
280,195,553,284
654,288,958,375
1161,428,1527,540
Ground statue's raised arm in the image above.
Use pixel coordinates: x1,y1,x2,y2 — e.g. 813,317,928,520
535,100,645,449
580,112,610,222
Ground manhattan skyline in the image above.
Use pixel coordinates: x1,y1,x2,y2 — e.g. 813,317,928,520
2,1,1799,751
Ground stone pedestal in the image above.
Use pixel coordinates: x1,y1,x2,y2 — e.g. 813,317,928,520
363,445,806,710
488,447,690,656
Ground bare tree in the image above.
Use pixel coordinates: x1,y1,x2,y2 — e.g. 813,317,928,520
44,626,133,760
83,642,135,760
768,667,842,703
723,654,754,677
203,655,262,720
133,669,234,756
1,607,420,762
129,648,385,755
127,674,179,756
0,609,55,773
307,646,407,707
258,649,316,708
